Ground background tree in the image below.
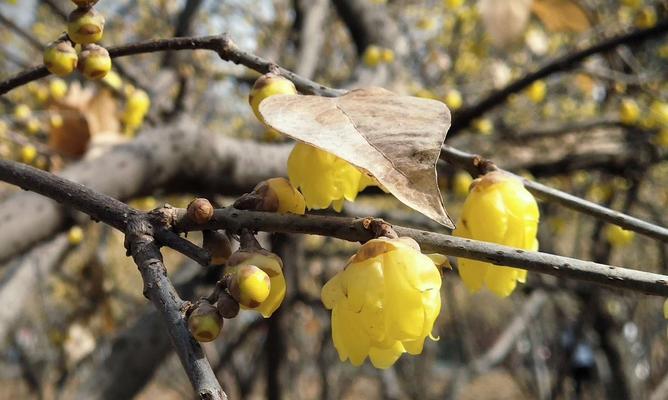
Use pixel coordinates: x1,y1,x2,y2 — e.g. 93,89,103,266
0,0,668,399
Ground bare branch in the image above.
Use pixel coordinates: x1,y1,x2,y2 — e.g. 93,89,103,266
124,215,225,400
0,34,344,97
168,207,668,297
440,145,668,243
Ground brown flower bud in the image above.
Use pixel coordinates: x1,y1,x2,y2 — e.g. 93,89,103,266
203,230,232,265
216,291,240,319
187,198,214,224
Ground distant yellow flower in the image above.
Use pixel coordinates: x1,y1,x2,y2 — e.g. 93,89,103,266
444,89,463,110
619,98,640,125
604,224,635,247
527,80,547,103
288,143,375,211
321,237,442,369
453,172,539,297
453,171,473,197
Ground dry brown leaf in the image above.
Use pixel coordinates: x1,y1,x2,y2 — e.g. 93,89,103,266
259,87,454,228
48,84,121,158
478,0,533,48
532,0,591,32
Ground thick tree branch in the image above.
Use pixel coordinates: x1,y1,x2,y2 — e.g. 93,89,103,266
125,215,224,400
450,20,668,135
0,122,290,262
0,158,210,265
440,145,668,243
167,207,668,297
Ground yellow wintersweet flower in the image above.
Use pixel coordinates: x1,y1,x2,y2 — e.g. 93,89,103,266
226,250,286,318
453,172,539,297
321,237,442,369
288,142,375,211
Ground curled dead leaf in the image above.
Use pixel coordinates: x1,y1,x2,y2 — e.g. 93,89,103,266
259,87,454,228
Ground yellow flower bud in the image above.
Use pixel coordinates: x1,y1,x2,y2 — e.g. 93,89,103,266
187,300,223,342
26,118,40,135
287,143,376,211
619,98,640,125
473,118,493,135
49,78,68,100
527,80,547,103
249,73,297,124
14,104,31,121
453,172,539,297
228,264,271,308
43,40,78,77
20,145,38,164
604,224,635,247
226,249,286,318
250,177,306,214
381,48,395,63
453,171,473,197
50,113,64,128
635,7,657,29
444,89,463,110
67,7,105,45
649,101,668,128
444,0,464,7
67,226,84,245
653,129,668,148
102,70,123,90
363,45,382,67
321,237,442,369
78,44,111,80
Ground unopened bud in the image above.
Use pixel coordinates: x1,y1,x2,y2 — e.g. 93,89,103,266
78,44,111,80
228,265,271,308
203,230,232,265
187,300,223,342
216,291,240,319
43,40,78,77
187,198,214,224
67,7,105,45
71,0,99,7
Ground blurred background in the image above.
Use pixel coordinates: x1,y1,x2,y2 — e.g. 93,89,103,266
0,0,667,399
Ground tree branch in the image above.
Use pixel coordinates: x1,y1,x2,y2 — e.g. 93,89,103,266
124,214,225,400
0,34,344,97
166,207,668,297
440,145,668,243
449,20,668,135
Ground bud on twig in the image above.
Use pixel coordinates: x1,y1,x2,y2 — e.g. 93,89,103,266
187,198,214,225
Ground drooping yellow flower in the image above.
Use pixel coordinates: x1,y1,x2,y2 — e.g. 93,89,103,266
288,143,375,211
321,237,442,369
226,250,286,318
453,171,539,297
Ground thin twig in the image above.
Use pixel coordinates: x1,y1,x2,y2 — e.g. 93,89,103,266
0,34,344,96
440,145,668,243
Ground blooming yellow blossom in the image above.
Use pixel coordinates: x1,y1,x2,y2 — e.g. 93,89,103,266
321,237,442,369
453,172,539,297
226,251,286,318
288,143,375,211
